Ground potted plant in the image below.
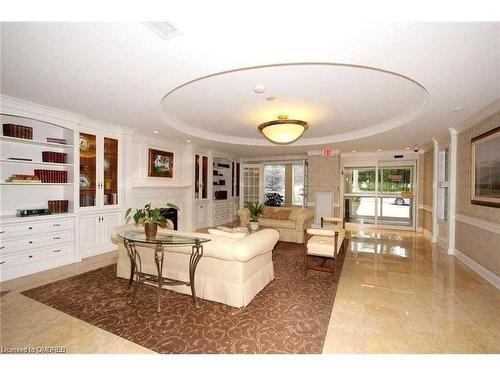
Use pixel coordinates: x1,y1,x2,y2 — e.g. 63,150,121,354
244,201,264,231
125,203,180,239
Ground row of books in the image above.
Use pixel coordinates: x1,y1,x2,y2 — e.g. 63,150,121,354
6,174,41,183
42,151,68,163
34,169,68,183
3,123,33,140
48,200,69,213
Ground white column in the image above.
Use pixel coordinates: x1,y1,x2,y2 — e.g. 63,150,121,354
432,138,439,243
448,128,457,255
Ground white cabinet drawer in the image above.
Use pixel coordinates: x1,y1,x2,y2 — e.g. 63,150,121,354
0,243,73,269
0,230,73,255
0,218,74,239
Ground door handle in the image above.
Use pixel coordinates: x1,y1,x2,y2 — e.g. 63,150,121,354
53,223,61,227
28,241,34,244
0,261,4,265
28,255,33,259
53,249,61,253
53,236,61,240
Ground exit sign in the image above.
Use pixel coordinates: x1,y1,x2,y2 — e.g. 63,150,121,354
322,148,335,157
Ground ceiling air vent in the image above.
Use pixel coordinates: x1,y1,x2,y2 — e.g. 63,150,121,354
394,155,404,159
143,22,181,40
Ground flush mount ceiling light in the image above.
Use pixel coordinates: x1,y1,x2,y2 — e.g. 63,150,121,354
258,114,308,145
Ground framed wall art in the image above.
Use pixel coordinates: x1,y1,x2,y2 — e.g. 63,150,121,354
471,126,500,207
148,148,174,178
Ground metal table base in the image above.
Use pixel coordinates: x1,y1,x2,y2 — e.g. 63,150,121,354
124,239,204,312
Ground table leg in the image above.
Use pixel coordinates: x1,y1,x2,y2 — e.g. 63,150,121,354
125,241,137,288
189,243,203,308
154,243,164,313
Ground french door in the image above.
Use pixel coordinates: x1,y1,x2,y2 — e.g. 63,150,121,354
343,162,415,229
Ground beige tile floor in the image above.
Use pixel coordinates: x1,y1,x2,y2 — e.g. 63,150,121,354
1,230,498,354
322,230,500,353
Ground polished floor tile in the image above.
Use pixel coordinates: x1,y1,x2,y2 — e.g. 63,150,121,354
322,230,500,354
1,230,499,354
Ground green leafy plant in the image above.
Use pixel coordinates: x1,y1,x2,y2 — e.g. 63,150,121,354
244,201,264,222
125,203,180,225
264,193,284,207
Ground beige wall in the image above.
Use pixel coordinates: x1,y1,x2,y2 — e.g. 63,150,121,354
308,155,341,216
455,110,500,277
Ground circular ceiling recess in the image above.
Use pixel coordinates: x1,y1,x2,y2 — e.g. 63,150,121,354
159,63,428,146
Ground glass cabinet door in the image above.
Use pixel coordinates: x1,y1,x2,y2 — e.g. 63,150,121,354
80,132,97,207
202,156,208,199
103,137,118,206
195,155,200,199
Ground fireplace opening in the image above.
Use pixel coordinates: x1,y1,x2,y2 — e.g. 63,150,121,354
160,207,178,230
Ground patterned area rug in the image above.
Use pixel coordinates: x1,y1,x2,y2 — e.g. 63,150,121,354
22,240,346,354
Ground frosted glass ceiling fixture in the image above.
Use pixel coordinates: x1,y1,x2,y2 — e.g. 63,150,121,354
258,114,308,145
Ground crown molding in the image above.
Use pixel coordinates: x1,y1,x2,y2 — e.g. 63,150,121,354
455,99,500,134
1,95,85,126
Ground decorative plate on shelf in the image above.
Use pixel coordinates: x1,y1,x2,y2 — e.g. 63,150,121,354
103,158,110,171
79,136,89,151
80,174,90,189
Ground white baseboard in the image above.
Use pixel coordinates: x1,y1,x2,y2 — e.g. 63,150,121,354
455,248,500,290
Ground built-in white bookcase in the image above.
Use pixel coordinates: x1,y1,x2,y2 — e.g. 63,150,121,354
0,113,76,218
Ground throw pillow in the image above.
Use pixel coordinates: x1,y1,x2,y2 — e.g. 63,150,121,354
208,228,247,238
261,207,275,219
274,209,291,220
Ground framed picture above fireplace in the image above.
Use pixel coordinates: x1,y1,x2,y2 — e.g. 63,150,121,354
471,126,500,207
148,148,174,178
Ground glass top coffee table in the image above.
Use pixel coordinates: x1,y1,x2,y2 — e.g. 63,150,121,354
117,229,211,312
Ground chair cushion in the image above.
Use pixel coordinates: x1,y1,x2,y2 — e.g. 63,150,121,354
258,218,296,229
307,232,344,257
307,228,344,237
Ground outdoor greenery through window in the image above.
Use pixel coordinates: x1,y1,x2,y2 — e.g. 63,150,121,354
264,165,285,206
293,164,304,206
263,163,305,206
378,168,412,193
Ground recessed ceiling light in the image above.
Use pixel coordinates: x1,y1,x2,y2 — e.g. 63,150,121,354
452,106,464,112
186,139,191,143
377,149,382,152
253,84,266,94
405,147,410,150
153,130,159,134
351,150,356,153
265,96,276,101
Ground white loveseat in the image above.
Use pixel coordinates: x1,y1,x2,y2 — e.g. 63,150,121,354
111,224,279,308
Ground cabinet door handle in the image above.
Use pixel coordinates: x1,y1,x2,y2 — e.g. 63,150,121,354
0,261,4,265
28,227,33,230
28,255,33,259
53,249,61,253
0,246,4,250
53,236,61,240
0,230,4,234
53,224,61,227
28,241,34,244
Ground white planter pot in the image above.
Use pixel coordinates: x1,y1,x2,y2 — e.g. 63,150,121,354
249,221,259,231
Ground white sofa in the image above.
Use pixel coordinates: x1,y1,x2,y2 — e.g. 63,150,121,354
111,224,279,308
